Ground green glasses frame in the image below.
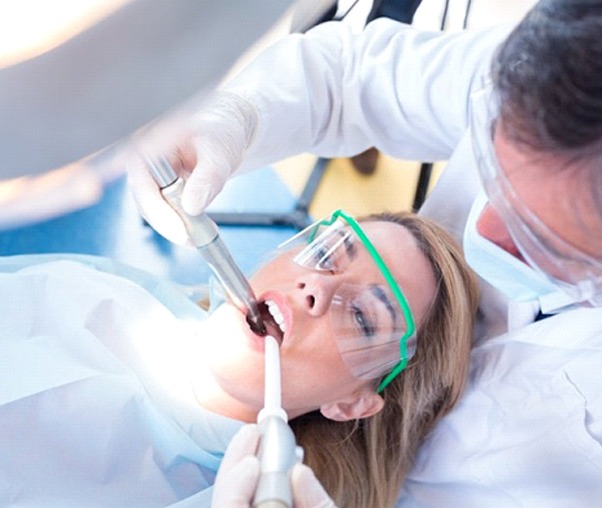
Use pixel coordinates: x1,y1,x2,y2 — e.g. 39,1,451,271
308,210,416,392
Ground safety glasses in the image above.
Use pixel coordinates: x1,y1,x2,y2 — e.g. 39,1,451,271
278,210,416,392
470,79,602,307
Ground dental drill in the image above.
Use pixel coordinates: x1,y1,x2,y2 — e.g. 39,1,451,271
253,335,303,508
145,155,265,334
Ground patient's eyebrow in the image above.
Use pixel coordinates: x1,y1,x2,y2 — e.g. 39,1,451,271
333,229,357,260
371,285,397,327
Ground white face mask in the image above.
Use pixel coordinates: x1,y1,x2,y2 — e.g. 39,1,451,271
463,191,577,311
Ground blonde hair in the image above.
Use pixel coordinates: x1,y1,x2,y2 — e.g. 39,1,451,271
289,212,479,507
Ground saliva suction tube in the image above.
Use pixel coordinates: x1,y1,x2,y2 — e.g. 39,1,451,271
254,335,303,508
144,154,266,335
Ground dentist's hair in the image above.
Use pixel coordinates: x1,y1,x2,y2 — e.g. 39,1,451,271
493,0,602,154
492,0,602,216
289,212,479,507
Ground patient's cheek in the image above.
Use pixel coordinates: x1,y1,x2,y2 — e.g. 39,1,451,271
203,304,239,336
201,304,251,355
201,304,265,393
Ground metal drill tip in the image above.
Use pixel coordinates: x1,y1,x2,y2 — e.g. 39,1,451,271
247,312,267,336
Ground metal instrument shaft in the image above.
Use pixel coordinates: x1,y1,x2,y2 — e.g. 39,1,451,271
146,155,265,333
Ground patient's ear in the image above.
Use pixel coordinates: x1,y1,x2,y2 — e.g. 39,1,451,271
319,388,384,422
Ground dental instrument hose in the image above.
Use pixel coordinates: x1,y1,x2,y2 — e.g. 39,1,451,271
145,155,265,334
253,335,302,508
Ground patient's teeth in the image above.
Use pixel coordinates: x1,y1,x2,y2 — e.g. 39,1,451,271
266,299,287,333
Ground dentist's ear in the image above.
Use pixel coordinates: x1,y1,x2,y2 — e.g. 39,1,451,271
319,387,384,422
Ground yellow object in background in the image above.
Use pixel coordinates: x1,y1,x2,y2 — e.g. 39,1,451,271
274,154,443,218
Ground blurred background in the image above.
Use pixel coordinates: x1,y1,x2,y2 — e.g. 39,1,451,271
0,0,535,287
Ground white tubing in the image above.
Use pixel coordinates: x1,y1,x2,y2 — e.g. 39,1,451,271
257,335,288,423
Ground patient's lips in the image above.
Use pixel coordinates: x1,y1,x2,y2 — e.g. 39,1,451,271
255,296,287,345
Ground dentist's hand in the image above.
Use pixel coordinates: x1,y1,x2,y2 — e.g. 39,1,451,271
127,92,258,245
290,463,338,508
212,425,260,508
212,424,337,508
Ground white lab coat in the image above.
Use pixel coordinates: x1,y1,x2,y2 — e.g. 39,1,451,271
0,255,243,508
223,18,602,506
400,307,602,507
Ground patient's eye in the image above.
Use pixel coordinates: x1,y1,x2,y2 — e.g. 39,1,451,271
314,245,336,271
347,285,397,342
350,303,375,337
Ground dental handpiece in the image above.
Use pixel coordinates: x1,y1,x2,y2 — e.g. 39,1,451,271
145,155,265,334
253,335,303,508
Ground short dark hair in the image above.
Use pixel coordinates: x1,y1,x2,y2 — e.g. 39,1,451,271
492,0,602,155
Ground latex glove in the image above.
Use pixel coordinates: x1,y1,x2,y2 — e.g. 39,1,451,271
290,463,337,508
212,424,337,508
212,424,260,508
127,92,258,245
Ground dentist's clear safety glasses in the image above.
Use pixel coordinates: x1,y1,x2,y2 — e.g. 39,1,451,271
277,210,416,393
470,79,602,307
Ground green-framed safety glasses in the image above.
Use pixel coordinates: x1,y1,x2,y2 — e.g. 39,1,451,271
279,209,416,392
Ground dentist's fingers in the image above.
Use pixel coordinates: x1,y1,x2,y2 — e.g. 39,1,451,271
211,425,261,508
220,424,261,471
180,154,230,216
212,455,260,508
126,157,188,245
127,91,258,243
179,128,248,216
180,92,259,216
291,463,338,508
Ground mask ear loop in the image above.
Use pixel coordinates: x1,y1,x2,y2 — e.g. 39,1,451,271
329,210,417,393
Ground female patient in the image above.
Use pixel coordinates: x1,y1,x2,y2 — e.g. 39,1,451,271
0,210,478,507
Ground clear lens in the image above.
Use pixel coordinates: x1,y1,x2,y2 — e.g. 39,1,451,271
291,219,354,273
330,283,414,379
470,80,602,306
277,210,416,389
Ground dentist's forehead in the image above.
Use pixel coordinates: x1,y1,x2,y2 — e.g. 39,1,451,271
360,220,437,325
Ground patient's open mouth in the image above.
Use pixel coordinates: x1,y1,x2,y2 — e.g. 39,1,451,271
254,300,285,345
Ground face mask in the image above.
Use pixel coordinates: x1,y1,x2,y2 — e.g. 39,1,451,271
463,191,577,312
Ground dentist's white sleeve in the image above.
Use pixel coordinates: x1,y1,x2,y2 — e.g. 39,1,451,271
224,18,512,172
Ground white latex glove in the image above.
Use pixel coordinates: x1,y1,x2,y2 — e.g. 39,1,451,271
127,92,258,245
212,424,260,508
212,424,337,508
290,463,337,508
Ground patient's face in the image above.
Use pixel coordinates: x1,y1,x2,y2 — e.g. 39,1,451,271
202,220,436,419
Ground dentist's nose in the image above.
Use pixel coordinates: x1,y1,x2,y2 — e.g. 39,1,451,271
295,272,340,316
477,203,523,259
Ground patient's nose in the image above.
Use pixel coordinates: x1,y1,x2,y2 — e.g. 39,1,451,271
295,272,340,316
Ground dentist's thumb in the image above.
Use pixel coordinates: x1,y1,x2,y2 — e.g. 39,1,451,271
127,155,189,245
291,463,338,508
180,92,259,216
179,153,231,216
